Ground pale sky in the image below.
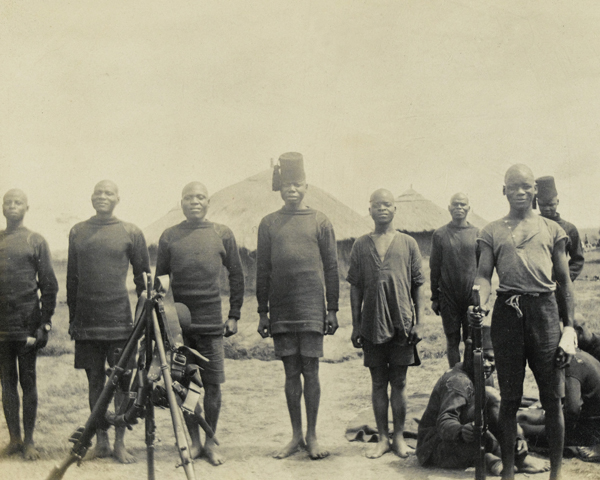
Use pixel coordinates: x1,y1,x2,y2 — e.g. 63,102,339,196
2,1,599,251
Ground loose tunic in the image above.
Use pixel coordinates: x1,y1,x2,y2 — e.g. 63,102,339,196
346,232,425,344
256,208,339,334
67,216,150,341
0,226,58,341
155,221,244,336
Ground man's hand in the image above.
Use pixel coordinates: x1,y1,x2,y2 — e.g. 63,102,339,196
224,318,238,337
460,423,475,443
431,300,440,316
467,305,488,326
34,326,49,350
408,322,424,345
257,313,271,338
351,326,363,348
324,311,338,336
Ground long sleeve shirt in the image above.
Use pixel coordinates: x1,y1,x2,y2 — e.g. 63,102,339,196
346,232,425,344
155,221,244,336
429,222,479,307
0,226,58,341
550,213,585,281
256,208,339,334
67,216,150,341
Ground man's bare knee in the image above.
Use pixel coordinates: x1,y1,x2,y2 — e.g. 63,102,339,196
446,332,461,349
300,356,319,380
282,355,303,379
389,365,408,391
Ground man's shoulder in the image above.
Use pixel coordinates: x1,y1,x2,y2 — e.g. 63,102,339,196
259,209,283,225
432,224,449,237
556,216,579,235
119,220,144,236
442,366,474,398
210,222,235,240
394,231,420,249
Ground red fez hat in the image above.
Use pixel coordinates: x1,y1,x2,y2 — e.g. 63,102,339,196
272,152,306,191
536,176,558,202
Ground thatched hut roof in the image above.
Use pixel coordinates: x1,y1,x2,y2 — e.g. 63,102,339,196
393,188,488,233
144,169,372,250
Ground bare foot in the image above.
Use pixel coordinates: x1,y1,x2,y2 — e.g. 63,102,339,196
22,443,40,461
0,441,23,457
484,453,503,476
273,437,306,459
391,436,412,458
113,442,136,464
190,441,203,460
516,455,550,473
366,440,390,459
203,439,224,466
306,436,329,460
88,431,112,459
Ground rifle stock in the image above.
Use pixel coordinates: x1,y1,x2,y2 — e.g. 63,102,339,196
471,285,487,480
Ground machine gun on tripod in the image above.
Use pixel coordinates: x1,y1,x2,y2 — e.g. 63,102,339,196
46,274,216,480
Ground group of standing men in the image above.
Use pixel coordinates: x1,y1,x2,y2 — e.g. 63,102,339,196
0,155,590,480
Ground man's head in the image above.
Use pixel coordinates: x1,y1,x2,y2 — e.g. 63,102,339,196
3,189,29,224
91,180,120,215
181,182,210,223
277,152,308,208
482,325,495,379
369,189,396,226
536,176,559,219
503,164,537,212
573,313,594,347
448,192,470,222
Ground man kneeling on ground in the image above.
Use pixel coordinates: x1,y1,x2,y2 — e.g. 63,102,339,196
416,325,549,476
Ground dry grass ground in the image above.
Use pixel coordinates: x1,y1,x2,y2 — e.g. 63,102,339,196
1,253,600,479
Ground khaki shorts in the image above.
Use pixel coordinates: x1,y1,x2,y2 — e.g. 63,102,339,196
74,340,136,371
273,332,324,358
184,334,225,385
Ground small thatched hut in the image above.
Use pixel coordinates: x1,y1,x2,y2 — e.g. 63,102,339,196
144,169,373,291
393,188,488,256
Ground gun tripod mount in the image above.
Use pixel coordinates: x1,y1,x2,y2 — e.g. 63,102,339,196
46,273,215,480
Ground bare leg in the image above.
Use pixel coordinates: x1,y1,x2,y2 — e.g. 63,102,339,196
85,367,112,458
0,348,23,456
389,365,410,457
446,331,461,368
366,365,391,459
540,395,564,480
185,414,202,459
274,355,305,459
302,356,328,460
19,351,40,460
498,398,520,480
113,387,136,463
202,383,223,466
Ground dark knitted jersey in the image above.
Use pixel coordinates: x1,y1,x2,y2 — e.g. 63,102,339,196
67,216,150,341
0,226,58,341
550,213,585,281
256,208,339,334
155,221,244,336
429,222,479,306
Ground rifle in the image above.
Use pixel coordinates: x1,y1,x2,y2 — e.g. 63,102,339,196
470,285,488,480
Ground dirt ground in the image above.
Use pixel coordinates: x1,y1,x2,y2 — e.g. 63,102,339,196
2,354,599,480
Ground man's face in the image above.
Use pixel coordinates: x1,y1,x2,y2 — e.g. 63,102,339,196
504,170,536,211
538,196,559,219
448,195,470,222
483,349,496,379
91,181,119,215
280,181,307,207
2,191,28,223
181,184,209,222
369,191,396,225
574,322,594,346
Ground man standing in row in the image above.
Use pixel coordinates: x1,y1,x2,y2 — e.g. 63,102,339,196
156,181,244,466
430,193,479,367
67,180,150,463
475,164,577,480
257,153,339,460
348,189,425,459
0,189,58,460
536,176,585,281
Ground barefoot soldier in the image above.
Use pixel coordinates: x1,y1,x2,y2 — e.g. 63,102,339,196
0,189,58,460
430,193,479,367
474,164,577,480
156,181,244,466
347,188,424,459
257,152,339,460
67,180,150,463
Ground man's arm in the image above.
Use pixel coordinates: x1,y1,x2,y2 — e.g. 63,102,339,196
221,227,245,337
350,284,364,348
33,235,59,349
474,242,495,310
436,379,472,443
256,220,272,338
563,375,583,442
553,239,575,328
318,216,339,335
429,231,442,315
129,226,151,297
409,283,425,344
66,228,78,328
567,228,585,281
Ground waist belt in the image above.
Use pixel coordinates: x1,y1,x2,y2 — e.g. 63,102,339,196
499,291,552,318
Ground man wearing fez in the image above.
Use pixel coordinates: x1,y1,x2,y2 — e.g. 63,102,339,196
68,180,150,463
257,152,339,460
474,164,577,480
536,176,585,281
156,181,244,466
347,189,425,458
0,189,58,460
430,193,479,367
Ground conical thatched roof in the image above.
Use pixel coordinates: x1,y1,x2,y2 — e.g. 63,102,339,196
393,188,488,233
144,169,372,250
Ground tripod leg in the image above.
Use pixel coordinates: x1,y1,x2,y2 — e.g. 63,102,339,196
151,309,197,480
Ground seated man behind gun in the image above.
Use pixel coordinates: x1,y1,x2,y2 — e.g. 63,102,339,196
416,325,549,476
